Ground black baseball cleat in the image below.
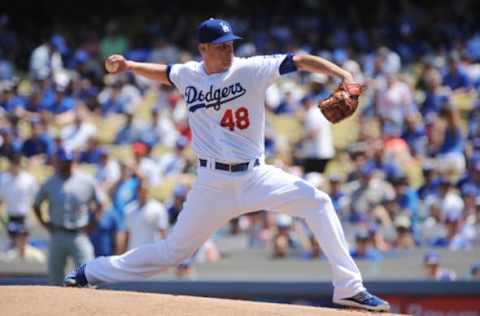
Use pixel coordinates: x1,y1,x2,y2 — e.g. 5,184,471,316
333,291,391,312
64,264,89,287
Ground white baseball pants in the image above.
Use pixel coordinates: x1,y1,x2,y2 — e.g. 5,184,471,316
86,163,365,300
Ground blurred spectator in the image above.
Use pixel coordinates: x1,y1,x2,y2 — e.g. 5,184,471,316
423,252,456,281
119,183,168,252
435,105,465,174
0,222,45,263
79,137,104,164
98,76,141,115
29,34,66,80
95,147,121,192
401,114,427,157
247,211,273,249
100,21,129,61
61,107,97,152
0,80,26,113
132,142,160,186
391,216,416,249
0,128,22,159
167,183,189,226
390,176,419,224
33,149,104,285
417,163,440,200
420,67,450,115
272,214,294,258
376,74,416,134
109,161,140,221
327,173,349,220
141,107,177,148
457,156,480,195
113,112,143,144
157,136,188,178
88,207,125,257
149,38,179,65
442,53,471,91
0,155,37,226
471,261,480,280
21,119,54,161
432,207,471,251
296,92,334,173
367,224,391,253
41,80,76,114
350,230,382,261
348,162,395,223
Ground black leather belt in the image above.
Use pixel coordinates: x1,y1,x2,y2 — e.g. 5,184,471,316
199,158,260,172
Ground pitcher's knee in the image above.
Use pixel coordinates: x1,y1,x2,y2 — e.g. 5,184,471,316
300,190,335,217
313,190,334,208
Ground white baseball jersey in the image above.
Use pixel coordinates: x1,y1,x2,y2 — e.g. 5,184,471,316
168,55,290,162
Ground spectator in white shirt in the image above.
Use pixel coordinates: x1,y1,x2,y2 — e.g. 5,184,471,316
29,35,66,81
132,142,161,186
121,183,169,251
297,95,334,173
95,147,121,192
0,155,38,225
61,107,97,152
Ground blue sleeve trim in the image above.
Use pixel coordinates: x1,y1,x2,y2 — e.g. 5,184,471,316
279,53,298,75
166,65,175,86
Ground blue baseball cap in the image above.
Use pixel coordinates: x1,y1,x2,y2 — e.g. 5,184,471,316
197,18,242,44
7,222,29,236
50,35,68,54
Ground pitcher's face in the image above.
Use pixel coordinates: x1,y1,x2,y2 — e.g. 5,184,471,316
200,41,234,72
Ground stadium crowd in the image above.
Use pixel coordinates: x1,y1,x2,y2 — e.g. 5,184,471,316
0,1,479,282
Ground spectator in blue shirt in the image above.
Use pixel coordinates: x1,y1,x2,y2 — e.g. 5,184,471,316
88,208,125,257
401,114,427,157
21,120,52,159
0,128,22,159
421,68,450,115
110,162,140,221
436,105,465,174
417,164,440,200
79,137,104,164
442,54,471,91
0,82,26,113
423,252,456,281
114,112,142,145
390,175,419,222
351,231,383,261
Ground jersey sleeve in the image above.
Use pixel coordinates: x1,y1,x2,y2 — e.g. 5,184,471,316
248,53,297,88
166,63,191,91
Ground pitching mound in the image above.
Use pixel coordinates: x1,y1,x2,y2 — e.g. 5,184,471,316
1,286,402,316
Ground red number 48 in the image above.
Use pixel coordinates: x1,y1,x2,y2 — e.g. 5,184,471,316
220,107,250,131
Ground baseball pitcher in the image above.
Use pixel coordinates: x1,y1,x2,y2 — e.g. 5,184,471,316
65,18,389,312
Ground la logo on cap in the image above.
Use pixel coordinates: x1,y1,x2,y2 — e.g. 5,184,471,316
220,21,230,33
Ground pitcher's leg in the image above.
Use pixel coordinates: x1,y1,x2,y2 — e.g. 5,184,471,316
85,181,235,284
243,165,364,299
300,190,365,300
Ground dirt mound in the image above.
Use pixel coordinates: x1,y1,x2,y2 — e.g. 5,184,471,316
0,286,403,316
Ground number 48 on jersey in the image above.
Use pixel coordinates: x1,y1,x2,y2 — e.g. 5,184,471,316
220,107,250,131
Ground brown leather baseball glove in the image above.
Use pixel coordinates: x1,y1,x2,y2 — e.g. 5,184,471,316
318,83,363,123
